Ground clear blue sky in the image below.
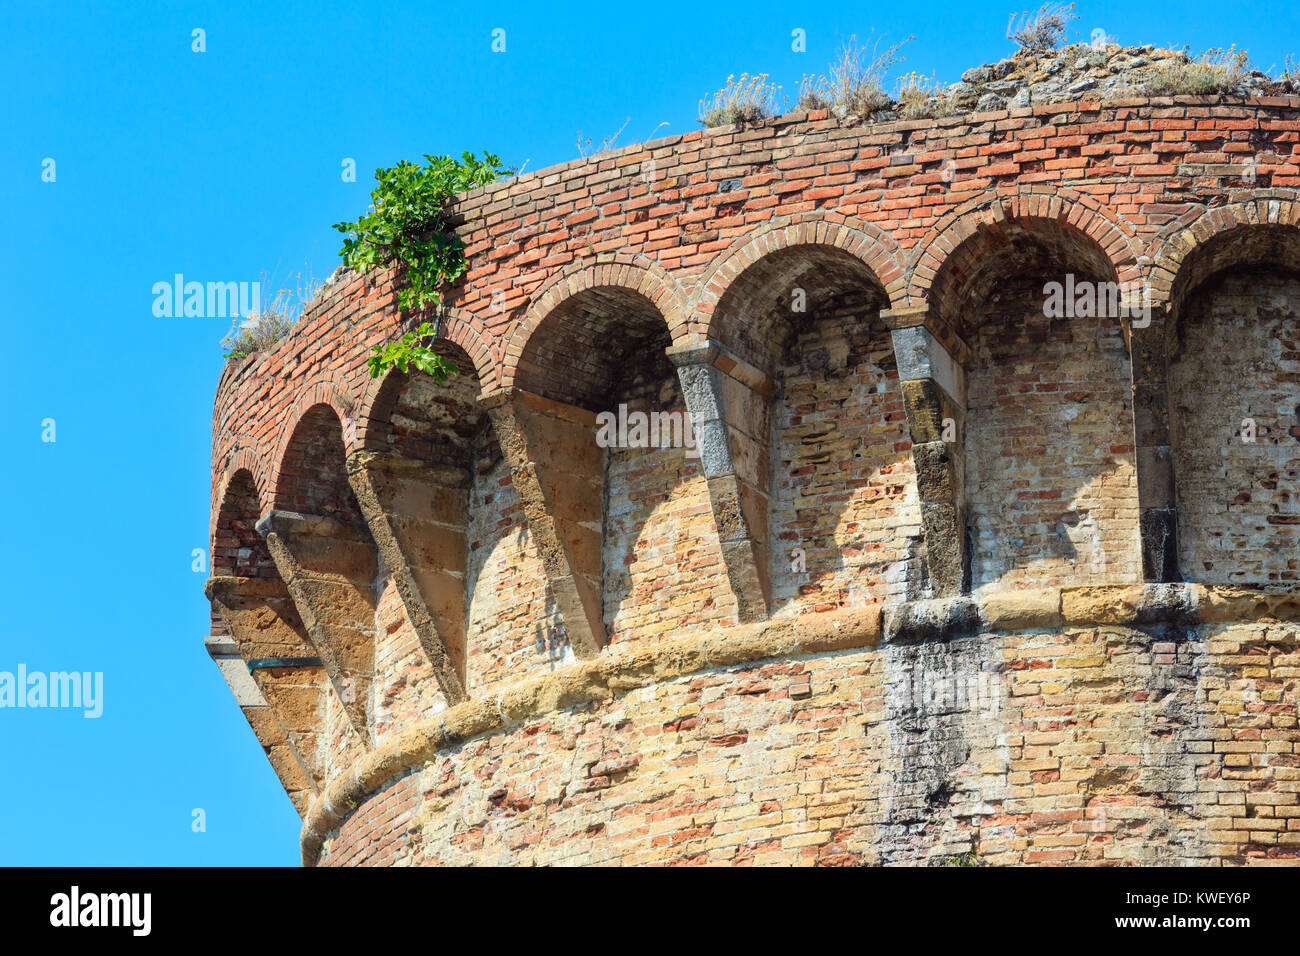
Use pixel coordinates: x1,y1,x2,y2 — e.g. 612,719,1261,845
2,0,1294,866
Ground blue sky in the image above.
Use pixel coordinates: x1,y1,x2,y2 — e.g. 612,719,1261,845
2,0,1295,866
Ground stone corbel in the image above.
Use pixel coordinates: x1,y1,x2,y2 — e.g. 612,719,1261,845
883,305,971,596
480,388,607,657
667,341,776,623
257,510,378,744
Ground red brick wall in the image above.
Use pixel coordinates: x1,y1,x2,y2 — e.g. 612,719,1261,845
964,272,1140,591
770,293,919,610
216,96,1300,506
1170,270,1300,582
318,618,1300,866
274,403,363,521
318,774,419,867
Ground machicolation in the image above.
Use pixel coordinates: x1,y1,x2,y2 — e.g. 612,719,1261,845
208,50,1300,866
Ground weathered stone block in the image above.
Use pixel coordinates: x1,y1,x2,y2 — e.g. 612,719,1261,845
900,379,963,445
919,501,969,597
980,588,1063,630
912,439,965,503
890,324,965,400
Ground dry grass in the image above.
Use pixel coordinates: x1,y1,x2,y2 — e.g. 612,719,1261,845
221,268,325,361
798,34,912,122
1279,55,1300,91
577,117,631,157
1007,2,1076,54
896,71,950,119
1138,46,1253,96
699,73,785,127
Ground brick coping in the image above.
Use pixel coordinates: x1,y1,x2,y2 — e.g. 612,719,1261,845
211,93,1300,429
299,583,1300,865
454,94,1300,207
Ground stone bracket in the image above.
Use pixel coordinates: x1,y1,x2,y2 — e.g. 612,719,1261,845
665,341,778,397
205,575,328,802
890,311,970,597
207,633,314,817
1128,308,1181,582
480,388,607,658
346,450,470,705
257,510,378,744
889,323,967,408
881,305,972,370
671,345,773,622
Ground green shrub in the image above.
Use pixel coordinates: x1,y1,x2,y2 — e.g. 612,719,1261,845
333,151,506,313
221,309,295,362
1277,54,1299,91
220,269,323,361
897,71,950,119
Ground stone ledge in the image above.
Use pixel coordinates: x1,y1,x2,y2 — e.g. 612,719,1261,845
254,509,370,541
885,584,1300,641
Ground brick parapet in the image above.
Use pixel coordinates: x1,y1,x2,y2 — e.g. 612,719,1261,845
213,96,1300,519
207,95,1300,865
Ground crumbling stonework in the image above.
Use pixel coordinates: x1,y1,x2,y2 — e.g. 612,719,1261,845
208,75,1300,865
930,44,1289,117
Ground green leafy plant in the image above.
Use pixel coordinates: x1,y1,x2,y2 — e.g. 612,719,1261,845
366,321,458,381
333,151,506,313
222,309,295,361
897,70,951,119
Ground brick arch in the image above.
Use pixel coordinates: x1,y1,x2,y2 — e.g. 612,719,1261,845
499,257,688,409
210,442,265,537
689,212,910,336
434,308,500,390
270,387,359,518
271,398,370,527
1146,191,1300,318
499,256,690,391
1155,191,1300,586
210,463,277,579
353,329,496,453
270,381,355,486
907,186,1144,318
354,373,401,454
354,343,494,460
